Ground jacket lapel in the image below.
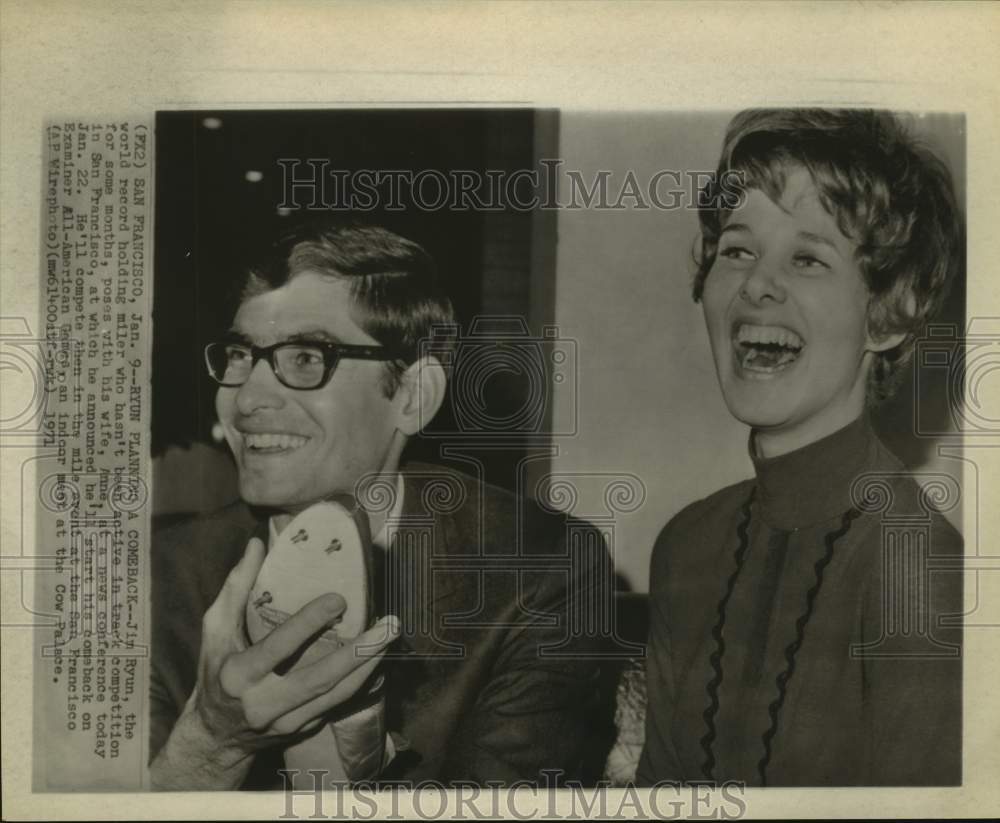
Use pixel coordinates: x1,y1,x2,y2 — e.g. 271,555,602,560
385,466,470,657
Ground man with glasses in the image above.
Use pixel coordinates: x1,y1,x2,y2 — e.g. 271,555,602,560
150,221,612,789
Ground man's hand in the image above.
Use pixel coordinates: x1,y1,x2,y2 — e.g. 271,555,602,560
151,537,399,790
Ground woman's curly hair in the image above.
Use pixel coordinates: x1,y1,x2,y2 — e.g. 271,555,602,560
693,109,964,404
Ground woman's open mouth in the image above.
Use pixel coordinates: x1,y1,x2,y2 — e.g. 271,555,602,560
732,322,805,377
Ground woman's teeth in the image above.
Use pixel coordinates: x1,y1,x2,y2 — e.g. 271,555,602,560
734,323,805,373
244,432,308,451
735,323,804,349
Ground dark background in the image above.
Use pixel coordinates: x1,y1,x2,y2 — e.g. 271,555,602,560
153,109,557,515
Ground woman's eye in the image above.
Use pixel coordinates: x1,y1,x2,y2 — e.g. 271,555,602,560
793,252,830,269
719,245,755,261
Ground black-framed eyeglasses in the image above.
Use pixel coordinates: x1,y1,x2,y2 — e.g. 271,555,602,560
204,340,402,390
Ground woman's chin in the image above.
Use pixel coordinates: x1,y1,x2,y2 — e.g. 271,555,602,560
721,385,798,432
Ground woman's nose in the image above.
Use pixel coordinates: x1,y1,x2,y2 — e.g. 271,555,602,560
739,259,787,305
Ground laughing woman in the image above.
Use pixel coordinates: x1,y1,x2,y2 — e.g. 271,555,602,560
637,110,963,787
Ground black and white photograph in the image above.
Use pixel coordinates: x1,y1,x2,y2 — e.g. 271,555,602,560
146,107,967,794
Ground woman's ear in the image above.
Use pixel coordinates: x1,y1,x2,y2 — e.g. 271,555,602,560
866,290,916,353
866,327,907,354
394,356,447,436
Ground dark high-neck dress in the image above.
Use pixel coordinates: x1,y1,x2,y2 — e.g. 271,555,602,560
637,415,962,786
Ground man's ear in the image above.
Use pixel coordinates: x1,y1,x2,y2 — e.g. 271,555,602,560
394,356,447,436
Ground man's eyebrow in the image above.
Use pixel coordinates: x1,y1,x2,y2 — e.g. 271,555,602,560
284,330,343,344
224,329,250,343
223,328,344,344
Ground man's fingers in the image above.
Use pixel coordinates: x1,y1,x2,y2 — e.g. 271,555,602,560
290,615,399,698
244,616,399,724
273,651,386,733
202,537,267,657
220,537,266,615
236,592,347,682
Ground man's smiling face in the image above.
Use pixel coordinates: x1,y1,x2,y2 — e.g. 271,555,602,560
701,166,879,455
216,271,403,511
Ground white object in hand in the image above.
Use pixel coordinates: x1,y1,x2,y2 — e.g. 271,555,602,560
246,499,372,656
245,498,381,786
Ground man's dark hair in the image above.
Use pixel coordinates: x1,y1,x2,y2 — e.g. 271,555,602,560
694,108,964,403
239,219,456,396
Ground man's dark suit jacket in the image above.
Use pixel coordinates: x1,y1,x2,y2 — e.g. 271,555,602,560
151,463,615,788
